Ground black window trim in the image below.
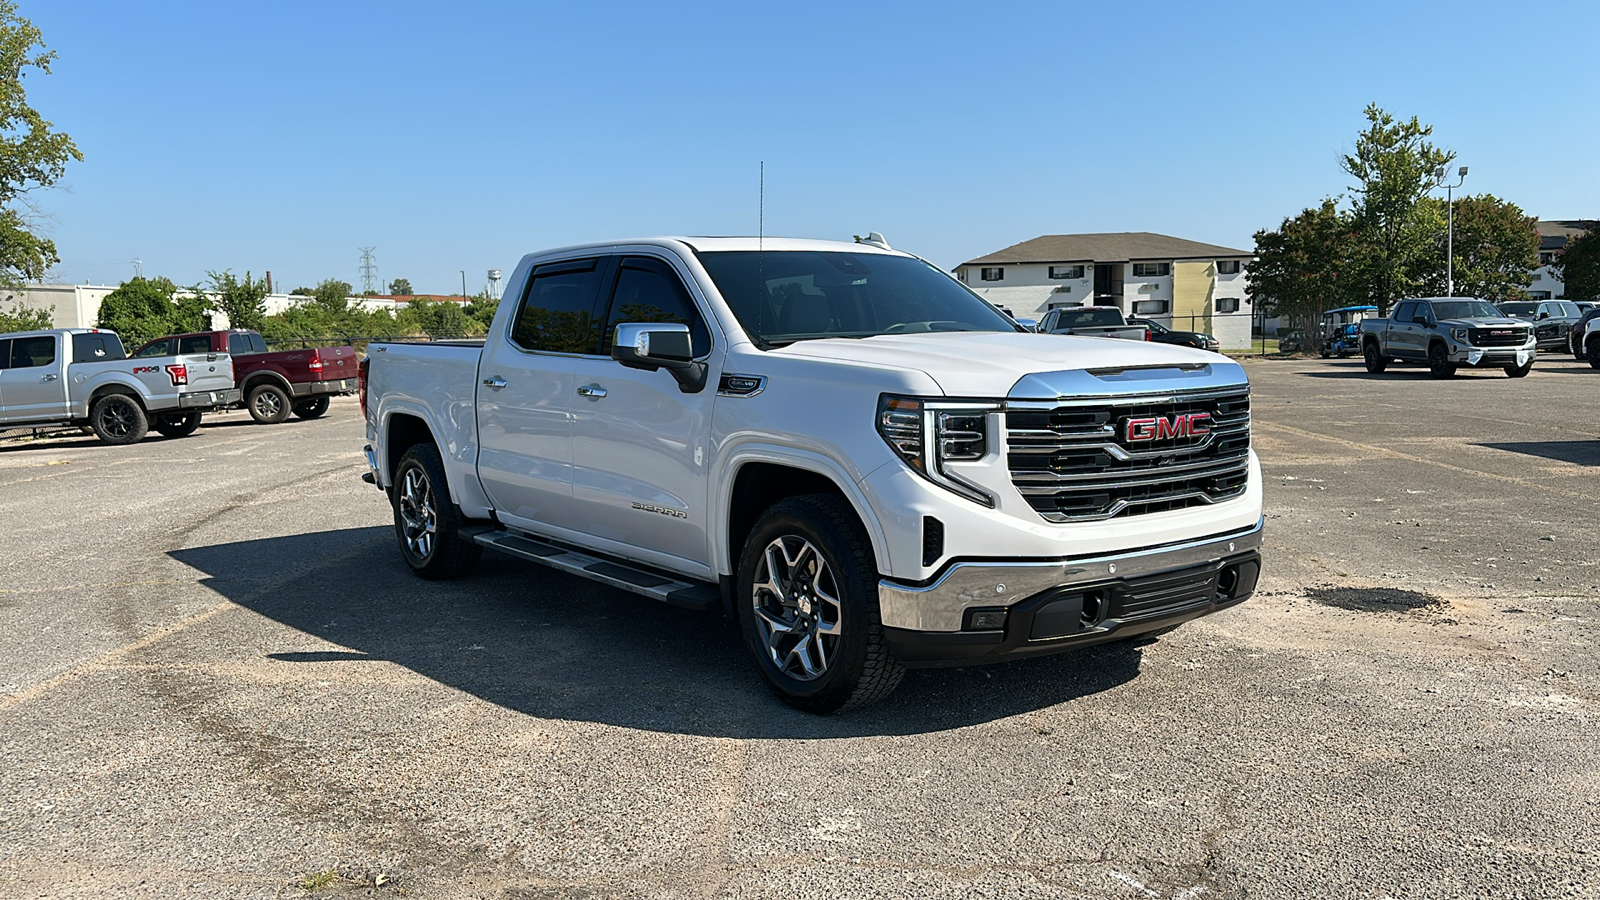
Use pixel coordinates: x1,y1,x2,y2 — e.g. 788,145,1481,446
503,255,613,358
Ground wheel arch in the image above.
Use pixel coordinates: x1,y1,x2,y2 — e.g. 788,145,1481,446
717,451,890,584
241,371,293,395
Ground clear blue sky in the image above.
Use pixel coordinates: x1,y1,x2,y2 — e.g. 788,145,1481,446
27,0,1600,295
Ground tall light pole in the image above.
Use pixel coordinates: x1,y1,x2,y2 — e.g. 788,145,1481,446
1436,165,1468,296
461,270,468,303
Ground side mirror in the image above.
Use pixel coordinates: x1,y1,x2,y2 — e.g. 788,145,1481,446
1016,318,1039,332
1412,315,1431,326
611,323,707,393
1538,311,1550,320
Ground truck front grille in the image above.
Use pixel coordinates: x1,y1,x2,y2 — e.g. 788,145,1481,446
1006,388,1250,522
1469,327,1527,347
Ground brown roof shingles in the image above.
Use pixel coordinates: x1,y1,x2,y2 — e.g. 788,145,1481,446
961,232,1254,267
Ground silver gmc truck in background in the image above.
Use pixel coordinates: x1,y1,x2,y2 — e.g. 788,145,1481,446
0,328,239,444
360,237,1264,713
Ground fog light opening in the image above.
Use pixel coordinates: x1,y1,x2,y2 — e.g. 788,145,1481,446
1080,591,1104,628
1218,565,1240,598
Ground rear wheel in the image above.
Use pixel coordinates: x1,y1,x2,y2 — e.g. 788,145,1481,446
153,411,202,437
391,443,482,580
1589,338,1600,370
89,394,148,445
1427,343,1457,379
247,383,291,424
1363,341,1388,374
737,494,903,714
292,396,330,419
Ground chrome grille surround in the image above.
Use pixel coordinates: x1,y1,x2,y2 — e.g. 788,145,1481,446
1006,386,1251,522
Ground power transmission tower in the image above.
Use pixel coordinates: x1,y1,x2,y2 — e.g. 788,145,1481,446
358,247,378,294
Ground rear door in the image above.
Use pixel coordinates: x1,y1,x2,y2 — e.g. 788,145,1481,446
475,256,610,532
0,334,69,422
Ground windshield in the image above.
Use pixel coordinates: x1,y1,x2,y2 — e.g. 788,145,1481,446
1432,300,1503,320
1496,302,1537,316
695,250,1019,347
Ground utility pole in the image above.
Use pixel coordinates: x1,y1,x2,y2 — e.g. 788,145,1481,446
359,247,378,295
1434,166,1468,297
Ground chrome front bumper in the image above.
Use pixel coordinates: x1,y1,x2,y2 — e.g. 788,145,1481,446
878,518,1265,632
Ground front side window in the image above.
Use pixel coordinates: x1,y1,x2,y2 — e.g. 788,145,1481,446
980,267,1004,282
135,338,175,358
1132,262,1171,278
696,251,1019,348
599,257,710,356
1048,265,1085,280
510,258,604,354
10,335,57,368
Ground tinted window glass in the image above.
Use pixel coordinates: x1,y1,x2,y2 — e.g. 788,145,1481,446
1393,302,1416,322
1432,300,1501,319
71,333,126,363
599,257,710,356
0,339,9,370
10,335,57,368
135,338,175,358
179,335,212,355
228,333,253,355
510,259,603,354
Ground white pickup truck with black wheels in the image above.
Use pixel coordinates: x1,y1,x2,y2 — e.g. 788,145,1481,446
0,328,239,444
359,236,1264,713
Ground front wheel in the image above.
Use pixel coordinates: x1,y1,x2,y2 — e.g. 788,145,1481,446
391,443,482,580
1427,343,1457,379
292,396,330,419
737,494,903,714
1504,361,1533,378
89,394,149,445
1588,338,1600,370
153,411,202,437
1363,342,1388,374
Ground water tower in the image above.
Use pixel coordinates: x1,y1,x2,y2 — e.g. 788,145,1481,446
487,268,502,300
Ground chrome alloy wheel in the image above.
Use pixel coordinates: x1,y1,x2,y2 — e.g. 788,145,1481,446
252,390,283,419
750,535,842,681
398,466,438,560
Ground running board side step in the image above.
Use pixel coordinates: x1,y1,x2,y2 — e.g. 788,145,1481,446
466,527,720,612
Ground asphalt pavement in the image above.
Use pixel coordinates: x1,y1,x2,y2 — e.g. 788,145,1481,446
1,358,1596,899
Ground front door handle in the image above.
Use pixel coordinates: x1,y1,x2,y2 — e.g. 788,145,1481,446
482,376,507,390
42,374,59,382
576,384,608,399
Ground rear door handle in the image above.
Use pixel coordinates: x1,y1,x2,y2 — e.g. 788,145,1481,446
576,384,607,399
42,374,59,382
482,376,507,390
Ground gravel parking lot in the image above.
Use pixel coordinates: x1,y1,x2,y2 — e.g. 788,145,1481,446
2,357,1597,899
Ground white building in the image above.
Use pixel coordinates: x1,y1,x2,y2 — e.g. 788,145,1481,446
1,283,407,331
1530,220,1596,300
954,232,1255,349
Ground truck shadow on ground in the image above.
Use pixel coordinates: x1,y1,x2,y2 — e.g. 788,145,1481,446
170,527,1145,739
1478,441,1600,466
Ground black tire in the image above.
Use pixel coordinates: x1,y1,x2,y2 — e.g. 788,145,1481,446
247,383,292,424
391,443,482,580
1363,341,1388,374
736,494,903,714
153,411,202,438
292,396,331,419
1504,360,1533,378
1589,338,1600,370
1427,343,1457,379
89,393,148,445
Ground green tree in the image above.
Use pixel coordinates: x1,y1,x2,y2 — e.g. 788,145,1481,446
1414,195,1538,301
399,297,474,337
0,291,51,330
1341,104,1453,314
208,270,268,331
311,278,352,314
0,2,82,287
1557,227,1600,301
388,277,413,296
1247,199,1365,344
95,276,211,345
464,293,499,329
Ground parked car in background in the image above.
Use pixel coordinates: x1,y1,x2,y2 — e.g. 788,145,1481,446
1036,305,1149,340
1495,300,1584,352
132,330,358,423
0,328,237,444
1318,306,1378,358
1127,317,1218,351
1358,298,1535,378
1581,316,1600,370
1569,307,1600,360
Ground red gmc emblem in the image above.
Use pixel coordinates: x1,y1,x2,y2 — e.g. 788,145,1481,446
1126,412,1212,442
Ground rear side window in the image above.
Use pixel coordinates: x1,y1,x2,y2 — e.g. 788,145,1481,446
1393,302,1416,322
135,338,175,358
599,257,710,356
72,333,126,363
510,258,604,354
229,332,268,355
179,335,212,355
9,335,57,368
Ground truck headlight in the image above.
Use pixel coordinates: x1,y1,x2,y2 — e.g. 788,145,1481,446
877,395,997,507
1451,327,1469,343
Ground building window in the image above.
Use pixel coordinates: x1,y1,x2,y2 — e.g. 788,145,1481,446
1132,299,1168,315
1539,251,1558,265
1216,260,1241,274
957,269,968,283
1132,262,1170,278
980,267,1004,282
1217,297,1240,313
1048,265,1085,280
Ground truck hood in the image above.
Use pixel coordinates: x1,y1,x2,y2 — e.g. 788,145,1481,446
772,332,1234,398
1439,317,1527,328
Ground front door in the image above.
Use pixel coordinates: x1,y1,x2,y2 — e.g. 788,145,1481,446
1388,302,1423,359
0,334,68,423
568,255,719,574
474,256,610,532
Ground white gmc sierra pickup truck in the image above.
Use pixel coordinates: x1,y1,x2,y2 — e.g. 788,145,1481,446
360,237,1263,712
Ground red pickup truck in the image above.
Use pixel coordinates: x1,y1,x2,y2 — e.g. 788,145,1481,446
131,330,358,423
